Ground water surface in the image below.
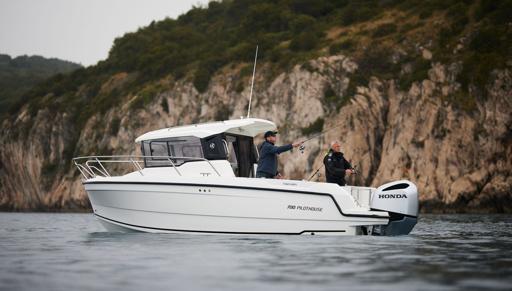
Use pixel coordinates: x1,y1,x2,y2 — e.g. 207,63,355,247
0,213,511,291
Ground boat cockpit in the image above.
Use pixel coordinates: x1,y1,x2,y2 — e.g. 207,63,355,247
140,133,259,177
74,118,276,180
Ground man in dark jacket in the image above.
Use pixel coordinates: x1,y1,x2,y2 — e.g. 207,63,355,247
323,141,354,186
256,131,302,178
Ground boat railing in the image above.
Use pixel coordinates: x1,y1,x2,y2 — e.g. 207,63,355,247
350,187,373,208
72,155,221,180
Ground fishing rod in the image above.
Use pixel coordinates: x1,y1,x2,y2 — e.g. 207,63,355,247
298,122,345,153
306,164,359,181
307,164,323,181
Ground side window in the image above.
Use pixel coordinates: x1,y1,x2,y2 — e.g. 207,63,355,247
144,141,170,167
150,142,169,160
142,136,204,167
170,137,203,159
141,141,151,156
182,145,202,158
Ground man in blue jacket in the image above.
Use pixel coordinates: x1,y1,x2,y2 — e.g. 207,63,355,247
256,131,302,179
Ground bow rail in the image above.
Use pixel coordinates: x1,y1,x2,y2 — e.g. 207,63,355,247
73,155,221,180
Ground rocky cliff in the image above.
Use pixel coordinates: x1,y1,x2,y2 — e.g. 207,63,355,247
1,54,510,212
0,0,511,212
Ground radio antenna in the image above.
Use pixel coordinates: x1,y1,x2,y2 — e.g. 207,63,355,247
247,45,258,118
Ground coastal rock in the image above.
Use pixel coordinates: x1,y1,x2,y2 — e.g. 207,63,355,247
0,56,510,213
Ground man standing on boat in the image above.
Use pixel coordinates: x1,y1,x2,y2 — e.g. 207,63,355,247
256,131,302,179
323,141,355,186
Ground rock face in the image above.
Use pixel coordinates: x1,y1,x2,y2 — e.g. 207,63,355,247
0,55,511,212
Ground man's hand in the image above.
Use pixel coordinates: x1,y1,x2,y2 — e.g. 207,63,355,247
275,173,284,179
292,141,304,148
345,169,355,175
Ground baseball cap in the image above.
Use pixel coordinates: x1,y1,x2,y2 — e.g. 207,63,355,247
264,131,278,138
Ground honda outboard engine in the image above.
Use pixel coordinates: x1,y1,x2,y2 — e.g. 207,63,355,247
370,180,419,236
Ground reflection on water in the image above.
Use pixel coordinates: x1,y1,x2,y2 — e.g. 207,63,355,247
0,213,511,291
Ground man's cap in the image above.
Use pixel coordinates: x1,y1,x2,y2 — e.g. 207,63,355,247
264,131,278,138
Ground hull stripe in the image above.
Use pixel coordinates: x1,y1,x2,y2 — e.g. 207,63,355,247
94,213,346,235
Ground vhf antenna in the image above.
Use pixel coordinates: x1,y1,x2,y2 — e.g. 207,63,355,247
247,45,258,118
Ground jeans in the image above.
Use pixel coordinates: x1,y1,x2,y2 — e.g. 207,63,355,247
256,172,274,178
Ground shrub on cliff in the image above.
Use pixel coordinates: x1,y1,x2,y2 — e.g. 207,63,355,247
289,30,319,51
457,24,510,97
373,23,397,37
301,118,324,135
329,39,355,55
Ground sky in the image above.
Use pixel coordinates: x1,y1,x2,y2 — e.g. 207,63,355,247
0,0,209,66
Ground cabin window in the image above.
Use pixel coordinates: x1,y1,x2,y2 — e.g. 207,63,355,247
170,138,203,159
142,136,204,167
149,142,169,160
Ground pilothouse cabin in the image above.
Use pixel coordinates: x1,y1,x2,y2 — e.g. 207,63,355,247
135,118,276,178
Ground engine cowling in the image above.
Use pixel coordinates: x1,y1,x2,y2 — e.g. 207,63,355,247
370,180,419,235
372,180,418,216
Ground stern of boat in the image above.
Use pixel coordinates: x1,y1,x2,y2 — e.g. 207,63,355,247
348,180,419,236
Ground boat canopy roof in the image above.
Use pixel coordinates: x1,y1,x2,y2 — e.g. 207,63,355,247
135,118,276,142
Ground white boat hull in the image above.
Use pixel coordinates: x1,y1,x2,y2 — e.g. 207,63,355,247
85,179,391,236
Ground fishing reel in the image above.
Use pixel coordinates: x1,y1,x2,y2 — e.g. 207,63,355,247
299,144,306,154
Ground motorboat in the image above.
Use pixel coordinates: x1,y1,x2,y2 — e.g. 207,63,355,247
74,118,419,236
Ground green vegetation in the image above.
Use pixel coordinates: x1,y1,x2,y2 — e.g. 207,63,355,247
349,0,510,108
161,98,169,113
215,103,233,121
129,83,162,110
301,117,324,135
373,23,397,38
41,160,59,190
437,0,511,100
329,39,355,55
444,90,477,112
6,0,511,129
0,54,80,119
110,117,121,135
345,45,400,94
398,59,431,91
457,22,511,97
339,3,374,25
324,83,351,111
289,30,321,51
323,84,338,104
13,0,396,129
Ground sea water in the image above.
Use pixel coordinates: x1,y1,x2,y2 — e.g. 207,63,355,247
0,213,511,291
